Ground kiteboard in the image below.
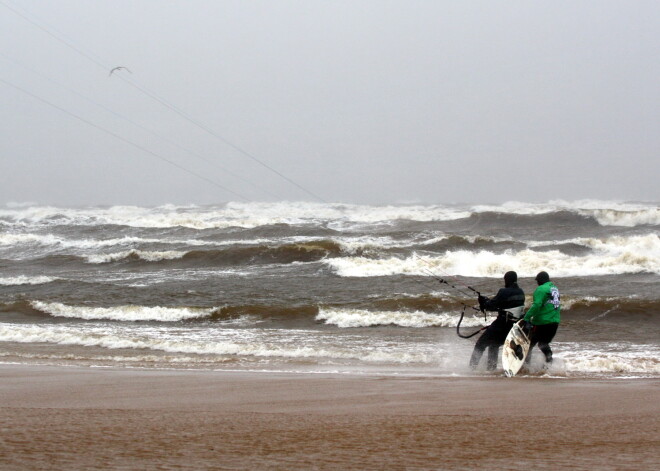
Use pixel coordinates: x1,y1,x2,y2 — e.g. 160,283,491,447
502,319,531,377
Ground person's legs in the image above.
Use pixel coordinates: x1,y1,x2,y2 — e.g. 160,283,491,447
486,344,499,371
538,342,553,363
469,333,490,369
470,324,506,370
535,323,559,363
525,323,559,365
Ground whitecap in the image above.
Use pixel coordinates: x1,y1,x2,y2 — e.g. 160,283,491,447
31,301,213,322
0,276,57,286
316,308,492,328
85,249,187,264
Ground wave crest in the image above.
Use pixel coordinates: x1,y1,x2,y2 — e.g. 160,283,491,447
30,301,213,322
326,234,660,277
3,200,656,230
0,275,57,286
85,240,343,266
316,308,490,328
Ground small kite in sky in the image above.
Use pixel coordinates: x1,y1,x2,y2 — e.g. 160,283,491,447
109,66,131,77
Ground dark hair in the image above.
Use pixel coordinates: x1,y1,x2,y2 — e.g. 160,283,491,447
535,271,550,284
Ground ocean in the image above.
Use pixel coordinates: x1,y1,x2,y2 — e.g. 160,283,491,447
0,200,658,378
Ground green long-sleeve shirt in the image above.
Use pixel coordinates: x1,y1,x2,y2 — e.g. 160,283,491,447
523,281,561,325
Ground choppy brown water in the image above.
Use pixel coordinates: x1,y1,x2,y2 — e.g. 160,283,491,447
1,202,658,377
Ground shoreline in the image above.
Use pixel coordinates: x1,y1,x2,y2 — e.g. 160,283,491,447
1,364,658,470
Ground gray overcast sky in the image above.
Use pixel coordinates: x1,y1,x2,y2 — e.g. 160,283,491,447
1,0,658,206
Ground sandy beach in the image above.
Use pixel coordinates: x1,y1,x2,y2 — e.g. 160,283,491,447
0,365,657,470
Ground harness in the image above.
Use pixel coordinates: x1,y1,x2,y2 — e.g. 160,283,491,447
503,306,525,322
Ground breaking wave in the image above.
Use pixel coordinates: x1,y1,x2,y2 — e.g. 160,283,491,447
0,324,434,364
86,250,188,264
1,200,657,378
84,240,343,265
0,233,216,249
0,202,472,229
0,324,657,375
1,293,657,326
30,301,213,322
0,276,57,286
2,300,319,324
1,200,656,229
472,200,660,227
559,343,660,375
326,233,660,277
316,308,491,328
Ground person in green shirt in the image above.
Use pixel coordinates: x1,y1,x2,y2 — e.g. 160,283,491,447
523,271,560,366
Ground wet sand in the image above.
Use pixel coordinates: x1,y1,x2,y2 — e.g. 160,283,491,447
0,365,658,470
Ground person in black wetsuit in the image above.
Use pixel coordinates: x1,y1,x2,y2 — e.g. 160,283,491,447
469,271,525,371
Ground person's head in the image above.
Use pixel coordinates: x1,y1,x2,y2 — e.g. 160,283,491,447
535,271,550,285
503,271,517,287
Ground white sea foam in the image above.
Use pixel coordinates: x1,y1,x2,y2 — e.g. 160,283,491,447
0,233,218,249
219,202,471,227
472,200,659,227
1,200,656,230
0,324,437,364
1,323,657,376
0,202,466,230
571,233,659,253
558,343,660,375
0,233,58,246
326,233,660,277
336,234,513,253
528,233,660,252
334,236,400,254
316,308,491,328
0,231,394,255
0,276,57,286
0,350,236,365
31,301,212,322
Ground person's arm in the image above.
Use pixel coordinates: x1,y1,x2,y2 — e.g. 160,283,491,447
482,289,506,312
523,286,545,322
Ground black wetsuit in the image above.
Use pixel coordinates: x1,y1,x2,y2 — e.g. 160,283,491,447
469,283,525,370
